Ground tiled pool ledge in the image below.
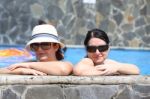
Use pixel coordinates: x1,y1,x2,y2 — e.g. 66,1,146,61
0,75,150,99
0,75,150,85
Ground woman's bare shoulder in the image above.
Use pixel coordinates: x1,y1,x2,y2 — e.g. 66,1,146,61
80,58,93,62
76,58,94,66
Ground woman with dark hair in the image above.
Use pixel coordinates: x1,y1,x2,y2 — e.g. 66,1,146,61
0,24,73,75
73,29,140,76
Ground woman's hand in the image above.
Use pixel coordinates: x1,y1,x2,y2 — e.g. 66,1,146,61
7,63,30,70
95,64,120,75
13,68,47,76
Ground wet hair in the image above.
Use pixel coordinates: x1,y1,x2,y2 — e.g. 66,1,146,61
84,29,109,46
53,43,66,60
38,20,46,25
56,48,64,60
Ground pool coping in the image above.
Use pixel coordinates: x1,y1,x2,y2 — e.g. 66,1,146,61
0,75,150,85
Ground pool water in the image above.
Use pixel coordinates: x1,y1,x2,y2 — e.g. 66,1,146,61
0,45,150,75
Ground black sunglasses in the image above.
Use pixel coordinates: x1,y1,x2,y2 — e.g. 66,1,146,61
86,45,109,52
30,42,51,51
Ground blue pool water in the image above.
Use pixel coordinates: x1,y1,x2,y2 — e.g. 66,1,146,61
0,45,150,75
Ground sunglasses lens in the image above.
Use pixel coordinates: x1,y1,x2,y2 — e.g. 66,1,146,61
98,45,109,52
30,43,39,51
86,45,109,53
41,43,51,50
86,46,97,52
30,43,51,51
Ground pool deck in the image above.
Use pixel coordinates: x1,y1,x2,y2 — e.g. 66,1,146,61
0,75,150,85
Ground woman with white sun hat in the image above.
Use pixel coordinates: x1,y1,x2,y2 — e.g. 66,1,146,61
0,24,73,75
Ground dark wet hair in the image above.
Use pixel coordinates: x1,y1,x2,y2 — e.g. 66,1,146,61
38,20,46,25
56,48,64,60
84,29,109,46
53,43,67,60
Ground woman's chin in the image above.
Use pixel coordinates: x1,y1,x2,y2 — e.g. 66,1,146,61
93,59,104,65
38,56,48,62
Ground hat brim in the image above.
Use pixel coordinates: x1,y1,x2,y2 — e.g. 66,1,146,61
26,37,65,51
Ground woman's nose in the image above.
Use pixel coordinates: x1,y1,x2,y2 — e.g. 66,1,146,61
95,49,100,54
36,46,43,51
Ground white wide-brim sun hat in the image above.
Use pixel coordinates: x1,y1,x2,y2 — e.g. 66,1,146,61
26,24,65,50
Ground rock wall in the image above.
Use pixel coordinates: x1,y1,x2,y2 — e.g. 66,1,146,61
0,0,149,47
0,75,150,99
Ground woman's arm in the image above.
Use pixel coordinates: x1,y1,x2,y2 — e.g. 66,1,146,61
28,61,73,75
0,68,11,74
73,58,140,76
0,67,47,75
116,62,140,75
101,59,140,75
8,61,73,76
73,58,104,76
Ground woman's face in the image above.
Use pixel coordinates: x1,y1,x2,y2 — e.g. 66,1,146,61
87,37,109,65
31,43,59,61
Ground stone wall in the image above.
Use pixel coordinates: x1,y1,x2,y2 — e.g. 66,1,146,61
0,75,150,99
0,0,149,48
